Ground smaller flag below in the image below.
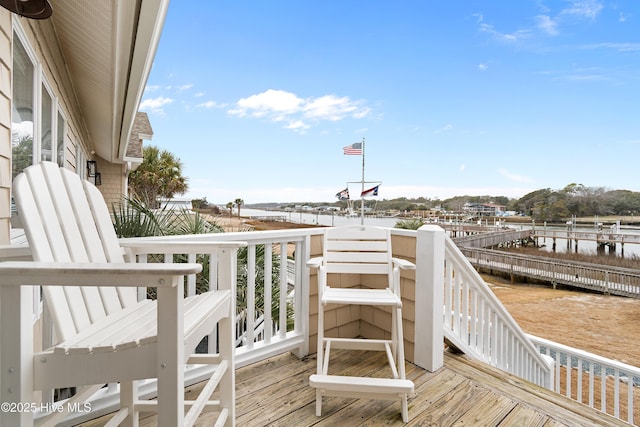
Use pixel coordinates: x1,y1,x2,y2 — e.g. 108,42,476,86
361,185,379,197
343,142,363,155
336,188,350,200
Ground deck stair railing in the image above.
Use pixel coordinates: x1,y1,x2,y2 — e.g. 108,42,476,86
528,334,640,425
442,235,555,389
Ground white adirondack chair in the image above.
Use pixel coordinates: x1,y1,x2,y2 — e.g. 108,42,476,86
307,225,415,422
0,162,244,427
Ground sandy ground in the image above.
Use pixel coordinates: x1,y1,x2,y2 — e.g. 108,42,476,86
211,215,640,367
483,273,640,367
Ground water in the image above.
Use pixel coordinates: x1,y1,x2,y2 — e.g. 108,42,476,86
242,208,399,228
241,209,640,258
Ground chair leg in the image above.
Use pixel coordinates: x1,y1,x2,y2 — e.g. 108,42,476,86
120,381,138,427
401,395,409,423
219,305,235,426
315,388,323,416
315,301,325,416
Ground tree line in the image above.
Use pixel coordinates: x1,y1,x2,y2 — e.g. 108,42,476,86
262,184,640,223
126,147,640,224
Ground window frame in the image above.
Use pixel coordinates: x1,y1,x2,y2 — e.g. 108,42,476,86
12,23,74,174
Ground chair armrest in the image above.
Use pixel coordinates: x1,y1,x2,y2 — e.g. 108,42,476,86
392,257,416,270
119,239,247,255
0,262,201,288
307,257,323,269
0,244,32,261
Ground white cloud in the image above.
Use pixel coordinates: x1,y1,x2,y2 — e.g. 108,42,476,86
230,89,304,118
433,124,454,134
582,42,640,52
286,120,310,133
478,63,488,71
303,95,368,121
459,164,466,172
228,89,370,131
536,15,559,36
139,96,174,114
498,168,533,183
177,84,194,92
197,100,225,109
479,22,531,43
562,0,603,20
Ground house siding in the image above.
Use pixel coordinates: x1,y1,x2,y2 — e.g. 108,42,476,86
98,159,126,210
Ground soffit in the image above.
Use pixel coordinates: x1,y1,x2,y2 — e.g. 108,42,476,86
48,0,165,163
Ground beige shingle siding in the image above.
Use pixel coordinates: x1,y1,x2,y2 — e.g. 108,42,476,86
126,112,152,160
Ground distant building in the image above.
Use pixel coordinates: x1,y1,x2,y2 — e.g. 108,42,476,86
462,203,506,217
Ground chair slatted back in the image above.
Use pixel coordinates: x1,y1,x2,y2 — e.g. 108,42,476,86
323,225,393,285
14,162,137,343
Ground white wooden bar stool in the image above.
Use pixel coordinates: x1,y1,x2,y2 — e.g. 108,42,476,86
307,225,415,422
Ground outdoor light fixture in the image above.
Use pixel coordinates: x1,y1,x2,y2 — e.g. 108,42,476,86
94,172,102,186
87,160,97,177
0,0,52,19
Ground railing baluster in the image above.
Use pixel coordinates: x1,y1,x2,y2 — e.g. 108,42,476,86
246,244,256,348
279,242,287,339
264,244,273,343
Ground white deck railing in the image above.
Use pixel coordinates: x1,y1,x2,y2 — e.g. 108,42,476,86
441,234,555,389
3,226,639,425
529,334,640,425
120,228,320,368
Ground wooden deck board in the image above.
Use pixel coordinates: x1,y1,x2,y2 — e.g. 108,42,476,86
81,349,630,426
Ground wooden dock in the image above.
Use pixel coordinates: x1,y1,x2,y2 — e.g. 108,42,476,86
462,247,640,298
450,228,640,298
82,349,633,426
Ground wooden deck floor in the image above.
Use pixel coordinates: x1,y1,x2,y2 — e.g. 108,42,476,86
86,349,629,426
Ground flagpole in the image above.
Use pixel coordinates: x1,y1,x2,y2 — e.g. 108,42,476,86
360,137,365,225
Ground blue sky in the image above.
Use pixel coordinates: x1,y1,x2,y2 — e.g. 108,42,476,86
141,1,640,205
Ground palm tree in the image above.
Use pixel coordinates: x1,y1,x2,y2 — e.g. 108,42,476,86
234,198,244,217
226,202,234,221
128,145,188,208
395,218,424,230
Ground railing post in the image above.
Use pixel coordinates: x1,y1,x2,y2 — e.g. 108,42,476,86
414,225,444,371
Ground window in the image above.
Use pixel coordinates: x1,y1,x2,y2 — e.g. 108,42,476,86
11,28,70,179
57,112,65,166
11,36,34,181
41,83,53,162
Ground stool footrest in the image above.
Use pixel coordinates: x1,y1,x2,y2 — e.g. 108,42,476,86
310,374,414,394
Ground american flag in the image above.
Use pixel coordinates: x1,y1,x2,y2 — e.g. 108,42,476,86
335,188,350,200
343,142,363,155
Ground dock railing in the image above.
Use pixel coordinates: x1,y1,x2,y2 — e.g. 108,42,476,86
462,247,640,298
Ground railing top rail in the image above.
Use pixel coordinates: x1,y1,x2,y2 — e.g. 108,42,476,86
444,237,551,366
528,334,640,376
462,247,640,276
119,227,325,245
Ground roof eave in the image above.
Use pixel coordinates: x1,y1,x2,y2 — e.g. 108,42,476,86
114,0,169,163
